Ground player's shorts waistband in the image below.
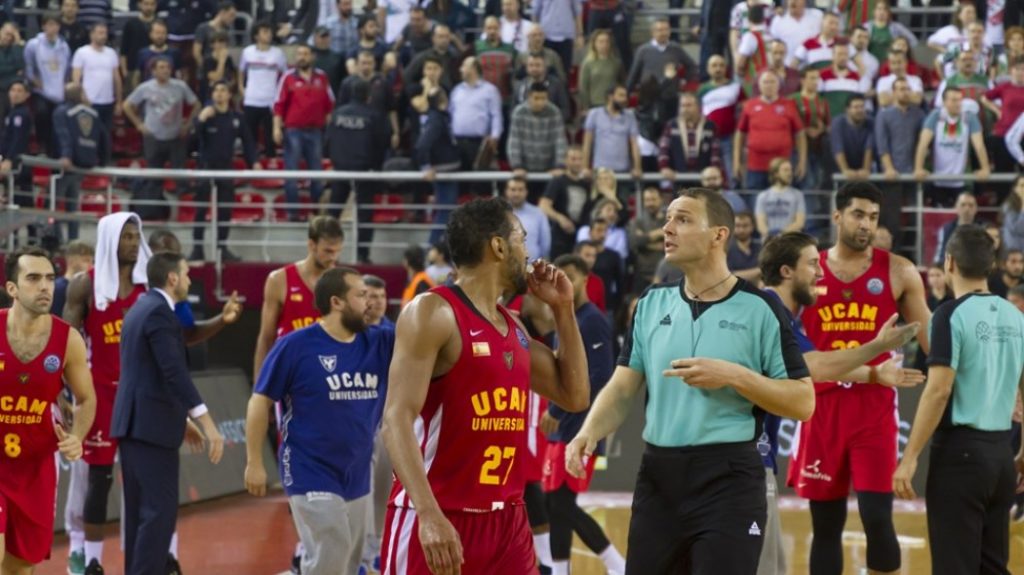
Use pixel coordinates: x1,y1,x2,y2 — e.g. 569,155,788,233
933,427,1014,450
645,440,755,456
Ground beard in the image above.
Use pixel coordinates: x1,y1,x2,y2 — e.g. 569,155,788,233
840,229,872,252
793,281,817,307
506,259,528,298
340,307,367,333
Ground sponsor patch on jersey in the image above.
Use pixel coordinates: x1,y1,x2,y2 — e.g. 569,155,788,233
290,293,304,302
472,342,491,357
866,278,884,295
43,354,60,374
318,355,337,372
515,327,529,350
17,373,29,384
504,351,514,370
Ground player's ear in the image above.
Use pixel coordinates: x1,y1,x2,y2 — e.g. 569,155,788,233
490,236,505,260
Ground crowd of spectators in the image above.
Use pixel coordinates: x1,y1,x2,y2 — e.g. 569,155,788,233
1,0,1024,323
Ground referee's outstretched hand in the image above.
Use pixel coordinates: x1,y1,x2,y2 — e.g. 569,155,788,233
565,434,597,479
418,508,464,575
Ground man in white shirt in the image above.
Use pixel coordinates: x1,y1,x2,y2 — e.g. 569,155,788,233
71,22,120,132
376,0,414,45
501,0,535,54
876,50,924,107
851,26,879,92
450,57,503,174
239,21,288,159
769,0,823,63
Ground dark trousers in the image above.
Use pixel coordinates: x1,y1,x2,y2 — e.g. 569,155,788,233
33,95,59,157
93,103,114,135
243,105,276,158
626,442,766,575
329,178,376,262
926,435,1017,575
193,165,234,245
588,6,631,69
544,39,574,80
120,438,180,575
143,135,186,192
880,182,912,256
59,172,82,240
455,136,489,196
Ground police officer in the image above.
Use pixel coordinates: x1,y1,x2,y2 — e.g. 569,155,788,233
1,80,37,244
53,82,111,241
192,79,259,263
326,78,388,264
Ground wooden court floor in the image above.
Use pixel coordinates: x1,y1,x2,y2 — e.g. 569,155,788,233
35,492,1024,575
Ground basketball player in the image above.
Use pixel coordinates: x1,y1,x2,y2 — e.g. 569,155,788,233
380,197,590,575
252,215,343,571
253,215,344,378
63,213,151,575
788,183,932,575
758,232,925,575
893,226,1024,575
541,255,626,575
0,247,96,573
245,268,394,574
566,188,814,575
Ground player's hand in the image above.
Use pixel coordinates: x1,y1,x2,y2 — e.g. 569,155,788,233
200,419,224,464
221,290,242,324
527,259,574,309
183,419,205,453
418,508,464,575
540,412,559,435
245,460,268,497
662,357,735,390
876,359,925,388
565,433,597,478
892,457,917,500
55,424,83,461
872,313,920,352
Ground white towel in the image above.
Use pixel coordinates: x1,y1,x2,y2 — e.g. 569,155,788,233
93,212,152,312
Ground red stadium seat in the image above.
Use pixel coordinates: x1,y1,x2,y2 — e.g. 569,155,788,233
232,192,266,222
178,192,199,223
370,193,404,223
252,157,286,190
81,175,111,191
80,192,122,216
31,166,52,189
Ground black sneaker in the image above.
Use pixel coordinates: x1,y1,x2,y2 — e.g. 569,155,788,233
290,553,302,574
166,554,182,575
220,248,242,263
187,246,205,262
84,559,104,575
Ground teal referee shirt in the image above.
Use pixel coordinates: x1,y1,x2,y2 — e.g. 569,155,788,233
618,279,809,447
928,293,1024,431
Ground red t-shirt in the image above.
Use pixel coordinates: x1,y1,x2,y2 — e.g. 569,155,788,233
273,69,335,129
585,274,606,312
737,97,804,172
985,82,1024,136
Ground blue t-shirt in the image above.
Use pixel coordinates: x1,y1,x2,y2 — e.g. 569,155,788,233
760,289,815,472
255,323,395,499
175,301,196,328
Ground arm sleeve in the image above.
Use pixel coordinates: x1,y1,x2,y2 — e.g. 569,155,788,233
125,84,146,107
174,301,196,329
583,108,596,132
1005,113,1024,166
927,302,958,369
53,108,73,159
760,295,811,380
968,112,982,134
507,113,523,169
794,190,806,214
657,121,672,170
754,191,767,216
253,336,293,401
22,41,36,84
875,112,891,158
984,83,1003,101
617,295,645,373
539,210,551,259
490,86,503,139
182,82,199,106
829,116,845,155
240,114,258,166
144,311,204,409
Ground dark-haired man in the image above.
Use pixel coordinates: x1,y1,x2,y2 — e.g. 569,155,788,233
254,216,345,380
380,197,589,575
401,245,434,307
790,182,931,575
567,188,814,574
758,231,924,575
245,268,395,574
0,246,96,574
893,226,1024,575
113,251,224,575
240,21,288,160
989,249,1024,299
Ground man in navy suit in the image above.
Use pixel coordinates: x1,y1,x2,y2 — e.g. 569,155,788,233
111,251,225,575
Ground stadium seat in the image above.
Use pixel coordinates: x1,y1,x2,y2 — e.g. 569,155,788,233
370,193,405,223
31,166,51,189
178,192,199,223
80,192,122,216
252,157,286,190
81,175,111,191
232,192,266,223
272,192,315,222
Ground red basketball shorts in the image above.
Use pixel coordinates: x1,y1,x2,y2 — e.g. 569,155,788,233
0,456,58,564
542,441,597,494
788,387,899,500
82,382,118,466
380,504,538,575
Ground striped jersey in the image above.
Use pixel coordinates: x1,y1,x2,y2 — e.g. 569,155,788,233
795,36,836,70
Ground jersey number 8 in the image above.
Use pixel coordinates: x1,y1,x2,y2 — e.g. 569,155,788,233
4,433,21,458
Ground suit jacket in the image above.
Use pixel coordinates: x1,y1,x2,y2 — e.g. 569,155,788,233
111,290,203,449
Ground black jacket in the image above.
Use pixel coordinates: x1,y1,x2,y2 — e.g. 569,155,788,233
196,108,257,168
414,109,460,171
53,103,111,168
327,101,389,170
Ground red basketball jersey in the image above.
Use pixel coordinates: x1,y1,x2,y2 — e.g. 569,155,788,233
390,285,533,513
801,248,901,397
84,269,145,387
276,263,319,337
0,310,70,460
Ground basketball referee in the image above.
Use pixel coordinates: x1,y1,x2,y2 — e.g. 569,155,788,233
893,226,1024,574
566,188,814,574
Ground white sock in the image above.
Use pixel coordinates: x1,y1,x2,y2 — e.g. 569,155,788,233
84,540,103,566
168,532,178,558
69,531,85,554
551,560,569,575
533,532,553,567
599,545,626,575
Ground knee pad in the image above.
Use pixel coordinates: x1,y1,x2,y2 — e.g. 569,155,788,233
809,498,847,541
83,464,114,525
857,491,900,571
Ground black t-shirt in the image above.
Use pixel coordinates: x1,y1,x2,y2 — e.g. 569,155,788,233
988,270,1019,298
727,240,761,272
200,54,237,102
543,175,591,223
120,18,153,71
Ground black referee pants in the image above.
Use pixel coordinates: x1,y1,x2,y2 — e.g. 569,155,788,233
626,442,766,575
926,432,1017,575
